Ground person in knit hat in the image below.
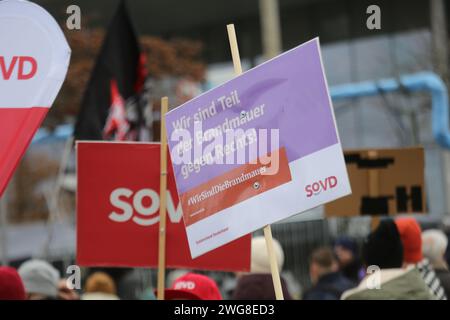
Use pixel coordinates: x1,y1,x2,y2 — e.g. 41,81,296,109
250,236,284,273
18,259,60,300
363,219,404,269
163,272,222,300
395,217,447,300
422,229,450,297
0,266,26,300
82,272,119,300
232,236,292,299
342,219,433,300
333,236,364,283
395,218,423,263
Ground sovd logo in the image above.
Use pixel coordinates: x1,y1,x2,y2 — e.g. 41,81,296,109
109,188,182,226
174,281,196,290
305,176,338,197
0,56,37,80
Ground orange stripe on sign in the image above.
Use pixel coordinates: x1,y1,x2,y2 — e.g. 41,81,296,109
180,147,292,226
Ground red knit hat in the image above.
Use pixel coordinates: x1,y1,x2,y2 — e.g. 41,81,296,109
395,217,423,263
0,267,26,300
164,273,222,300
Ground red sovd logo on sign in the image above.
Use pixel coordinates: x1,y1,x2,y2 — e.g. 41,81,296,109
305,176,338,197
0,56,37,80
109,187,182,226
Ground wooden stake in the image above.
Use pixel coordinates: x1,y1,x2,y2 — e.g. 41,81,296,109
263,225,284,300
227,24,243,75
157,97,169,300
227,23,284,300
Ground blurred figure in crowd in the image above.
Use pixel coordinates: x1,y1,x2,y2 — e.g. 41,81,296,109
164,272,222,300
0,266,26,300
342,219,434,300
116,269,144,300
82,272,119,300
395,217,447,300
146,269,189,300
334,236,364,283
18,259,60,300
303,247,355,300
422,229,450,297
232,236,292,300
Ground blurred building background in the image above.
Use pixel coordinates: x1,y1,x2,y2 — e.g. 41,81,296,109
1,0,450,297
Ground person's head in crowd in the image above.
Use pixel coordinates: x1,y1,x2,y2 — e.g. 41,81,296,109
57,279,80,300
309,247,339,285
397,219,448,300
422,229,448,269
334,236,358,267
164,272,222,300
333,236,364,282
395,217,423,265
0,266,26,300
232,236,293,300
250,236,284,273
442,216,450,267
362,219,403,269
82,272,119,300
304,247,356,300
18,259,60,300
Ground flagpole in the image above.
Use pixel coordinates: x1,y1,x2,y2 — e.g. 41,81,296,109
157,97,169,300
227,23,284,300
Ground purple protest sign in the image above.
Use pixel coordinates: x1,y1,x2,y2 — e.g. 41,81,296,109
166,38,351,258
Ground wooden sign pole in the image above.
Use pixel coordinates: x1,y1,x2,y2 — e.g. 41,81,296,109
157,97,169,300
227,23,284,300
262,224,284,300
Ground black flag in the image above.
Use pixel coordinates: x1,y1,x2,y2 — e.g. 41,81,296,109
74,0,148,141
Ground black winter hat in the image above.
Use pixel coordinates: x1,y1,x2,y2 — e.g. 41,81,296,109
362,219,404,269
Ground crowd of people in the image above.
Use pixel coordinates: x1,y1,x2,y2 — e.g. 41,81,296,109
0,261,119,300
1,217,450,300
305,217,450,300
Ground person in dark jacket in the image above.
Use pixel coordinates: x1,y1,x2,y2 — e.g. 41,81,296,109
422,229,450,298
303,247,356,300
232,236,292,300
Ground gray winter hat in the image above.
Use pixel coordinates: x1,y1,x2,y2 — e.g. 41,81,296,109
18,259,60,298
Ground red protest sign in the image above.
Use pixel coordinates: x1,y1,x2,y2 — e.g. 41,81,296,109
76,141,251,271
